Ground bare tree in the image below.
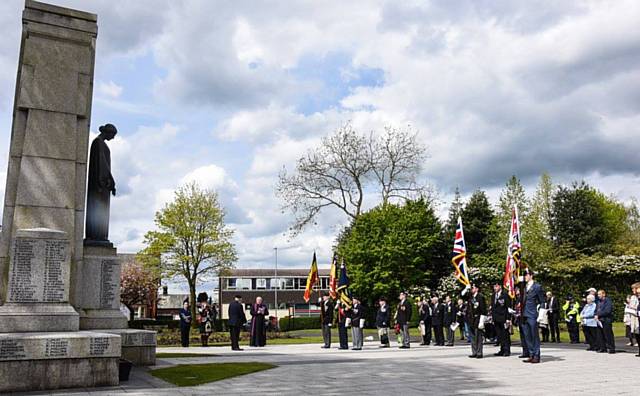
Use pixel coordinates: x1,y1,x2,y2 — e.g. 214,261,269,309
370,125,428,204
277,122,428,234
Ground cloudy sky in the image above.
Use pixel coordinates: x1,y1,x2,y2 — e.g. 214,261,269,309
0,1,639,291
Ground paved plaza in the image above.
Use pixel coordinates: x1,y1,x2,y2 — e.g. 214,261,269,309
13,340,639,396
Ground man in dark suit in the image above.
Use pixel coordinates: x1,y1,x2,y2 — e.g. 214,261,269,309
319,292,334,349
337,303,350,350
228,295,247,351
466,284,487,359
595,289,615,354
431,296,445,346
443,295,457,346
546,291,560,343
396,291,412,349
179,301,192,347
418,298,432,345
491,282,511,356
522,269,545,363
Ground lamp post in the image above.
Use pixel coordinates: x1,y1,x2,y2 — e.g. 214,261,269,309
274,247,279,329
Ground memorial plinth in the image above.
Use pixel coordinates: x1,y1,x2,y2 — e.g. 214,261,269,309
80,245,128,330
0,228,78,332
104,328,157,366
0,331,120,392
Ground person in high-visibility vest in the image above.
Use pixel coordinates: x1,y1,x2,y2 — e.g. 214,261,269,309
563,294,581,344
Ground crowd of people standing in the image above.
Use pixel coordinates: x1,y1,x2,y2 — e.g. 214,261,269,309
175,279,640,361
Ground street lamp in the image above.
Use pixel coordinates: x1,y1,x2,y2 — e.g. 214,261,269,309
274,247,279,329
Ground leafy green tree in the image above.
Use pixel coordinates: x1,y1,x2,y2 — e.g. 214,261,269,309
549,181,623,255
140,182,237,323
337,199,446,307
460,190,495,258
490,175,529,260
444,186,463,242
524,172,555,268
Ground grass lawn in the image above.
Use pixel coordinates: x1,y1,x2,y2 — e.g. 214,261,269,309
151,362,276,386
156,352,219,358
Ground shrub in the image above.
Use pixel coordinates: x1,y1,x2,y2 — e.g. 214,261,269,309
279,316,321,331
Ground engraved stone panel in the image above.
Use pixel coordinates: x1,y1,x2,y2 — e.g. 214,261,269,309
81,254,121,310
0,331,120,362
6,231,70,303
0,339,27,360
89,337,110,356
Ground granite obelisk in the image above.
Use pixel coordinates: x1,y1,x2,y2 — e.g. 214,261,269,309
0,2,121,392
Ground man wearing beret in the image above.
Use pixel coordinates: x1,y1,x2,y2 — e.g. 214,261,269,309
466,284,487,359
491,282,511,356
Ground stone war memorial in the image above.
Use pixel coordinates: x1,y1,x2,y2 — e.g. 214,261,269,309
0,1,155,392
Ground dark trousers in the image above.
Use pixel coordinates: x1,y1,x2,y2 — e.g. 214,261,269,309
338,323,349,348
433,325,445,345
540,326,549,342
567,321,580,343
180,326,190,347
600,319,615,352
549,314,560,342
636,333,640,355
322,324,331,347
445,325,455,345
522,317,541,358
519,324,529,356
495,321,510,355
585,326,599,350
459,323,466,340
229,325,241,350
421,323,432,345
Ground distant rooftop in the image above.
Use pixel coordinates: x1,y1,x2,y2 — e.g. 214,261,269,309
221,268,330,277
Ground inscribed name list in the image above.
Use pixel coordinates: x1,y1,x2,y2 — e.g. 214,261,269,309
7,237,70,303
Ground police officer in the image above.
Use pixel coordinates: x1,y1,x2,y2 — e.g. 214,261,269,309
491,282,511,356
562,294,580,344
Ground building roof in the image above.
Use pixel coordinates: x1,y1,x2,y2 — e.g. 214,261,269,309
220,268,330,277
157,294,189,309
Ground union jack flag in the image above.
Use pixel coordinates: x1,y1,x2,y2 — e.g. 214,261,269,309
504,207,522,298
451,216,471,287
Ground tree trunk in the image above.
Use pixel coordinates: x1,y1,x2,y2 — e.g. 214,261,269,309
189,282,198,329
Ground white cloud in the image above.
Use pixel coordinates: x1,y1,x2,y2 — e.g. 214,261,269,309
97,80,123,99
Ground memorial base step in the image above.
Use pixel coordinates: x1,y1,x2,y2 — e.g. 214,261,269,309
0,331,121,392
103,328,157,366
0,303,79,332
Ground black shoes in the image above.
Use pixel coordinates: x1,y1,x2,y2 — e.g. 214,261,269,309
494,352,504,356
518,354,529,359
468,354,477,358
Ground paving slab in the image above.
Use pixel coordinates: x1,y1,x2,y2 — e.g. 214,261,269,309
10,340,640,395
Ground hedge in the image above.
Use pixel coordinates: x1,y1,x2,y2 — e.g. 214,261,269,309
279,316,321,331
537,255,640,319
129,318,229,332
